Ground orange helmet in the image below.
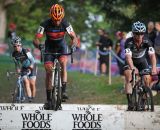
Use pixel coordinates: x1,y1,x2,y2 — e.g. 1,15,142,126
50,4,65,21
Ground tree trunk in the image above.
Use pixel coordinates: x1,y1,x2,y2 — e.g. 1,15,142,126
0,5,6,42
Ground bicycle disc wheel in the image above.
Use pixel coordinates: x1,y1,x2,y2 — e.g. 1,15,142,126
138,86,154,111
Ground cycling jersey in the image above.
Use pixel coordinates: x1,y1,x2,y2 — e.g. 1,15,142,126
124,37,155,71
36,18,73,53
12,48,36,78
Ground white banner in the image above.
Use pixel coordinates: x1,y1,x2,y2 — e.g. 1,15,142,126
0,104,160,130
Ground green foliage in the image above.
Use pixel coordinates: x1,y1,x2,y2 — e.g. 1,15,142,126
5,0,160,45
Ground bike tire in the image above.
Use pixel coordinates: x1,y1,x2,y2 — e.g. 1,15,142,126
137,86,154,112
12,86,18,103
56,62,62,110
52,62,62,111
131,86,139,111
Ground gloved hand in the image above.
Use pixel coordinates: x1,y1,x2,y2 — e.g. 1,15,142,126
71,44,77,52
38,44,44,51
21,69,31,76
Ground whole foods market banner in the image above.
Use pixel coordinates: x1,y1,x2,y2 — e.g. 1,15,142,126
0,104,160,130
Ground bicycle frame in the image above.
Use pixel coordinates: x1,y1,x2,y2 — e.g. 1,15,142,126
51,59,62,87
130,69,154,111
7,71,25,103
42,51,73,110
15,75,25,103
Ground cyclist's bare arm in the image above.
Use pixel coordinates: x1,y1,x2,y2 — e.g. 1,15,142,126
12,57,21,73
66,25,78,46
148,47,157,74
33,37,40,48
33,26,44,48
125,48,134,70
26,51,35,70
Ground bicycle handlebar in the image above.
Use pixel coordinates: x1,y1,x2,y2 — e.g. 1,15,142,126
130,69,151,83
7,69,31,80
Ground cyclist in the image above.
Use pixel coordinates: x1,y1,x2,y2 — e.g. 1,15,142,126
124,21,157,110
12,36,37,102
33,4,78,109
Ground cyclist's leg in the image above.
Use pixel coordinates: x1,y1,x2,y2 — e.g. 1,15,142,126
59,42,69,100
59,56,68,99
22,75,32,101
137,59,151,87
44,55,54,109
144,75,151,87
123,65,133,110
28,65,37,101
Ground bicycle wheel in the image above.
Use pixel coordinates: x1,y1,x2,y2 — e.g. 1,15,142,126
137,86,154,111
52,62,62,111
12,85,18,103
131,86,139,111
56,62,62,110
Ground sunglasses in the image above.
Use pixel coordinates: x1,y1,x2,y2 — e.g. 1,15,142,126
133,32,144,35
14,45,21,48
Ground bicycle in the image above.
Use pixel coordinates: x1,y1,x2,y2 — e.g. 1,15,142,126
7,71,26,103
42,51,73,111
130,69,154,111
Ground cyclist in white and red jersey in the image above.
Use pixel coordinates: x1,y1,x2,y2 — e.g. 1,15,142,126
124,21,157,110
33,4,78,109
12,36,37,102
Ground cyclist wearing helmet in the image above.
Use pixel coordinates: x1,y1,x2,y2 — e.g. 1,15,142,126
12,36,37,102
123,21,157,110
33,4,78,109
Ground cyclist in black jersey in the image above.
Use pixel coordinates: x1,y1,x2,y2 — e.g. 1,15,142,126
33,4,78,109
124,21,157,110
12,36,37,102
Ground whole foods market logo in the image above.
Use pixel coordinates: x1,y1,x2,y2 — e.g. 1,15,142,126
72,105,103,130
21,110,52,130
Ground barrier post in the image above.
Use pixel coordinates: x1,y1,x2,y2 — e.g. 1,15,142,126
108,50,111,85
94,46,99,76
82,49,88,73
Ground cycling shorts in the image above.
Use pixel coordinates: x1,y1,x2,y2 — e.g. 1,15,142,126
44,40,68,64
21,65,37,79
123,58,149,72
99,54,109,65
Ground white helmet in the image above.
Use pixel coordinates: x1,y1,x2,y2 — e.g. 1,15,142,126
132,21,146,33
12,36,22,46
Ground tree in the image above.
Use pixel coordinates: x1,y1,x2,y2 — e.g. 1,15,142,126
0,0,15,41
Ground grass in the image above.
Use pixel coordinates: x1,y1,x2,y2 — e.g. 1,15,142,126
67,72,126,104
0,55,160,105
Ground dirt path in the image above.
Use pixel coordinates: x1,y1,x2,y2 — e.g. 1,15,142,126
33,69,46,103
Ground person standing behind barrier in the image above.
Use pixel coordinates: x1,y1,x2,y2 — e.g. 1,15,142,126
7,22,17,55
145,21,156,45
115,31,126,76
145,21,156,65
12,36,37,103
8,22,17,41
154,22,160,64
96,29,113,75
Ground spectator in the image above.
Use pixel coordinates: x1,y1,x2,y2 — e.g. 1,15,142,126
7,22,17,55
145,21,156,45
96,29,113,75
154,22,160,64
115,31,126,76
8,22,17,41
